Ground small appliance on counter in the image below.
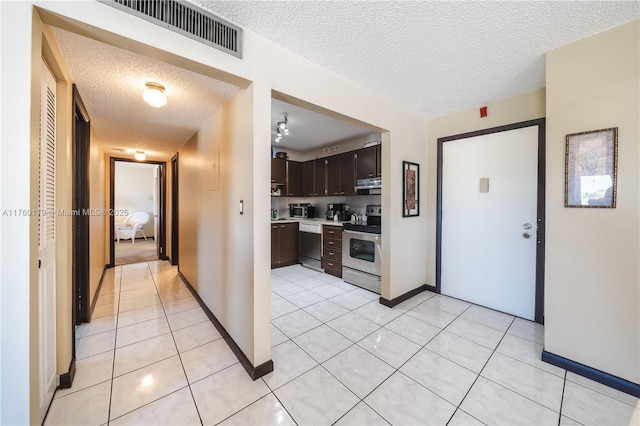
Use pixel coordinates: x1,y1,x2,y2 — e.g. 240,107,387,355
289,203,316,219
325,203,350,221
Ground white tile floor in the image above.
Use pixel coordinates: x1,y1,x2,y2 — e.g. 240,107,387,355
45,261,640,425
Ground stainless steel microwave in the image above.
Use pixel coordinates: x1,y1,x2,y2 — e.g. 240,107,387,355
290,204,316,218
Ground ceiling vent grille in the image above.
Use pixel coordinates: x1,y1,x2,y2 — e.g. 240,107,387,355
101,0,242,58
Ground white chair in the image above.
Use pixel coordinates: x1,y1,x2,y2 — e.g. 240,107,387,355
116,212,150,244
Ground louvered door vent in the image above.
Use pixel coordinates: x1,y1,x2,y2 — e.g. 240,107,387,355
101,0,242,58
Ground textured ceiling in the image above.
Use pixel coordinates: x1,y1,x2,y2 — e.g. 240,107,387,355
51,27,239,161
271,99,377,151
193,0,640,118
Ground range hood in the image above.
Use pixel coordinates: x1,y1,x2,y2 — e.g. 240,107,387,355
355,177,382,190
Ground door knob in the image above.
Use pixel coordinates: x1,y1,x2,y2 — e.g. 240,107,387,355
523,232,531,239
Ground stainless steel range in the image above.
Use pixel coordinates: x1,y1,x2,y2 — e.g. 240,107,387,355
342,205,381,294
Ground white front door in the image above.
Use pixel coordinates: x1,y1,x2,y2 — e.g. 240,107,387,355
39,60,57,422
441,125,539,320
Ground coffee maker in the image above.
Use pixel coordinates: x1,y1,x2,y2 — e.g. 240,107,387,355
326,203,349,221
326,203,343,220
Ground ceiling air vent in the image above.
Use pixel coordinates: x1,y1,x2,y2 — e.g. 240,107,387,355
101,0,242,58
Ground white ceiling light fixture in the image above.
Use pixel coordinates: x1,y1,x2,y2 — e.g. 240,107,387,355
134,151,146,161
142,82,167,107
274,115,289,143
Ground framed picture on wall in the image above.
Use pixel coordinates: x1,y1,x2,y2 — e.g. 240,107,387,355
403,161,419,217
565,127,618,208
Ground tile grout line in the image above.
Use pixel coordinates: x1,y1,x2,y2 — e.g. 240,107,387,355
557,370,568,426
270,275,437,424
272,270,548,426
270,283,448,425
106,262,204,423
358,299,477,424
446,314,571,422
443,313,515,425
151,263,205,426
106,265,123,425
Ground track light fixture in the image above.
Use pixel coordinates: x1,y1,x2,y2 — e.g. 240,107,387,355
274,115,289,143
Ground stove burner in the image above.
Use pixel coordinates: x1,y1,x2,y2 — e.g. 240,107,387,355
343,223,381,234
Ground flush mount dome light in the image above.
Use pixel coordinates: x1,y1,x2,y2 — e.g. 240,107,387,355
134,151,146,161
142,82,167,107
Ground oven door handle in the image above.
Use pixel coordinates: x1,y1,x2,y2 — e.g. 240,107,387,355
344,230,381,239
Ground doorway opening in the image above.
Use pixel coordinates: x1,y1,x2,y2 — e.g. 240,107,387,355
170,153,179,266
72,85,91,325
110,158,167,266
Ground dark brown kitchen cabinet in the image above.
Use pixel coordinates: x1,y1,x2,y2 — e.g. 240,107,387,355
375,144,381,177
286,161,302,196
314,158,326,196
327,152,356,196
302,161,315,197
271,222,299,268
322,225,343,277
271,225,279,267
356,146,377,179
271,158,286,184
340,152,356,195
326,155,341,196
302,159,326,196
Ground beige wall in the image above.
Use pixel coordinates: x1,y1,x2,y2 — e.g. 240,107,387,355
0,4,78,421
89,130,106,304
545,20,640,384
179,86,259,363
425,88,546,285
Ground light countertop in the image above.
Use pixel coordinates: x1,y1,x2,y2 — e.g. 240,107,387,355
270,217,348,227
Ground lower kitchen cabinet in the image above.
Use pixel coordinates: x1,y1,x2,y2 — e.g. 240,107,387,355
322,225,343,277
271,222,299,268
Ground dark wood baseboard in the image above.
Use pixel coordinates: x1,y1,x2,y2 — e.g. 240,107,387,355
379,284,429,308
177,270,274,380
58,357,76,389
542,350,640,398
90,265,109,317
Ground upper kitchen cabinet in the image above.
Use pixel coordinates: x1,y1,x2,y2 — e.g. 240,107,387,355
271,158,286,184
314,158,326,197
356,145,379,179
326,155,340,196
341,152,357,195
375,144,381,178
302,160,314,197
327,152,356,196
302,159,327,197
286,160,302,197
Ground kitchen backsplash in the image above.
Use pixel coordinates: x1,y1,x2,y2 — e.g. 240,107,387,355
271,195,381,218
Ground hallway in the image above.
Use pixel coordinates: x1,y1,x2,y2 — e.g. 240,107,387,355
44,261,639,425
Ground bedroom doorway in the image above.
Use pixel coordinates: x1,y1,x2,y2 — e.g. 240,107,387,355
110,159,167,266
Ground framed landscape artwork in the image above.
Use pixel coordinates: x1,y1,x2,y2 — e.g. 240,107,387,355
403,161,419,217
565,127,618,208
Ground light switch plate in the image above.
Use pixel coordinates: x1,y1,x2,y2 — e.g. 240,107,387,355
479,178,489,193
